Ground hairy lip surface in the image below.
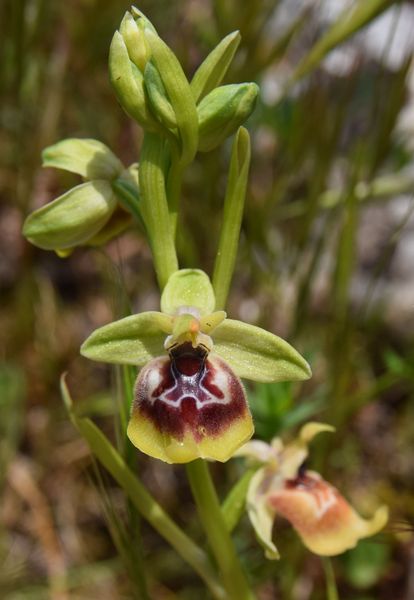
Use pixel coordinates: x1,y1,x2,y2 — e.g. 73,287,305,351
134,342,248,441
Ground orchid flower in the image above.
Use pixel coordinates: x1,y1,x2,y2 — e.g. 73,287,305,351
236,422,388,558
81,269,311,464
23,138,137,256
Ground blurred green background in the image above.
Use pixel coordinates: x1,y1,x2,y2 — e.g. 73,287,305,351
1,0,414,598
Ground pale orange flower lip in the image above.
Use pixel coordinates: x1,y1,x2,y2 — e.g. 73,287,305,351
236,422,388,559
268,470,388,556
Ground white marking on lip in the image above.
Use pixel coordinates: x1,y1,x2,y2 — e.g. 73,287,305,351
147,368,162,391
145,360,232,410
312,486,337,519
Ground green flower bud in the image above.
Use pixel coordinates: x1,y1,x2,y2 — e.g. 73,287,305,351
23,181,117,251
88,206,133,246
109,29,158,130
130,6,158,35
119,11,151,72
197,83,259,152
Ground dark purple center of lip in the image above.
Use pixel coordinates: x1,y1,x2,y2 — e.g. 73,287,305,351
170,342,208,377
135,343,247,441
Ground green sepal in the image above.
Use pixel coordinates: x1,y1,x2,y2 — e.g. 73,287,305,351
42,138,124,181
246,467,280,560
80,311,173,366
197,83,258,152
161,269,216,315
119,11,151,71
109,30,158,130
212,319,311,382
144,61,177,129
191,30,241,103
144,29,198,165
23,181,117,251
87,206,133,246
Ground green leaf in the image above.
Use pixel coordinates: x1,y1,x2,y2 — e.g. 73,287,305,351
222,468,257,532
144,29,198,165
109,30,158,130
212,319,311,382
213,127,251,310
42,138,123,181
292,0,395,82
197,83,258,152
23,181,117,250
144,61,177,129
191,30,241,102
160,269,216,315
80,311,171,366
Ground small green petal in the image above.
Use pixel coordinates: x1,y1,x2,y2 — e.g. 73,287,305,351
199,310,226,333
42,138,124,180
23,181,117,250
299,422,335,444
212,319,311,382
80,311,171,366
160,269,216,315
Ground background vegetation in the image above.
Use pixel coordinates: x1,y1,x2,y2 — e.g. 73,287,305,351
1,0,414,598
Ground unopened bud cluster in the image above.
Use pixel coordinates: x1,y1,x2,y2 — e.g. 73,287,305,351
110,8,258,156
23,6,258,254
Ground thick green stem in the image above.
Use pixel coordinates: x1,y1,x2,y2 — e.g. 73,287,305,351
139,132,179,289
186,460,254,600
166,151,184,239
213,127,251,310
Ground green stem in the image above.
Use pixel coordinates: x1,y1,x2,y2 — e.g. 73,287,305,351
212,127,251,310
166,149,184,239
323,558,339,600
139,132,179,289
186,460,254,599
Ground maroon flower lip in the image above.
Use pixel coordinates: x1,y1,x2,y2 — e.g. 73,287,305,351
134,342,248,442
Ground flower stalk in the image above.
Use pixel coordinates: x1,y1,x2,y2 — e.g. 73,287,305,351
139,132,178,289
186,460,254,599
